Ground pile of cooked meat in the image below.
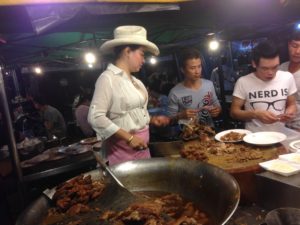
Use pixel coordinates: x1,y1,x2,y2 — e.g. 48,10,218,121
220,131,246,142
51,174,106,215
181,137,264,163
46,175,212,225
99,193,211,225
179,124,267,164
181,123,216,141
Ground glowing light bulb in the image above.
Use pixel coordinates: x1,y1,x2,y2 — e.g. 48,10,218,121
85,52,96,64
149,57,157,65
209,40,220,51
34,67,42,74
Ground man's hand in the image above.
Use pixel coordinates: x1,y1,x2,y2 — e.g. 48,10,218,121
180,109,200,120
255,110,280,124
277,113,296,122
150,115,170,127
206,105,222,117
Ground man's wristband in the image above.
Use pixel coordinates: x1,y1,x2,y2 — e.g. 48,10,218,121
127,135,134,144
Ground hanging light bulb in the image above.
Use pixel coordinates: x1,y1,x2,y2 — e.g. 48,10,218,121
84,52,96,64
34,66,42,74
149,56,157,65
209,40,220,51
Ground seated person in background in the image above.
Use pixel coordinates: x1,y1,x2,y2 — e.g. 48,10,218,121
210,56,239,98
75,93,94,137
279,30,300,129
32,95,67,139
147,72,170,115
168,47,221,127
230,40,297,131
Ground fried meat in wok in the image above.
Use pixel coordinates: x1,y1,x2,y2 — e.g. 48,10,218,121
99,193,211,225
45,175,212,225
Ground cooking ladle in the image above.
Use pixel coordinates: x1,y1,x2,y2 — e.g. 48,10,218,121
92,151,148,211
92,151,126,188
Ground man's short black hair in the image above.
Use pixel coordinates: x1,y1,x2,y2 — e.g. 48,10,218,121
32,95,47,106
178,47,201,68
288,29,300,42
252,40,279,66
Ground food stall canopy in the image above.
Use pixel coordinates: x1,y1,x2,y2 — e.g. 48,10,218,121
0,0,190,6
0,0,300,71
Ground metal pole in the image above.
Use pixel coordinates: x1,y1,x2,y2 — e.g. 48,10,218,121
217,57,228,128
218,60,226,106
0,69,23,181
12,70,20,97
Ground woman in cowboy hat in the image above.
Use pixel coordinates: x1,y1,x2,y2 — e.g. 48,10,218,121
88,25,170,165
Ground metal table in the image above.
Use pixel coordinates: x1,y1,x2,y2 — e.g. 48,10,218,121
22,151,97,182
256,171,300,210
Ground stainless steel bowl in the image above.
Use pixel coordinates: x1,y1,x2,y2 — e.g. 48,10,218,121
17,158,240,225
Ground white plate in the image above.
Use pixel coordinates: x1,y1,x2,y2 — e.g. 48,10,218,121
215,129,252,142
289,140,300,152
259,159,300,176
279,153,300,164
243,132,287,146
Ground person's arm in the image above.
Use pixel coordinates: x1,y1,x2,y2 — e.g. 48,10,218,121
88,73,121,140
281,74,298,121
280,94,297,122
149,115,170,127
112,128,148,150
208,105,222,118
230,96,279,124
230,96,255,121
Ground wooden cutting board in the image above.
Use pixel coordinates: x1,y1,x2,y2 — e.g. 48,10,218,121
183,139,288,173
182,139,288,204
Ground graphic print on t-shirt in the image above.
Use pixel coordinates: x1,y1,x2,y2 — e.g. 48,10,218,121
250,99,286,111
181,95,192,106
198,91,214,125
248,88,288,113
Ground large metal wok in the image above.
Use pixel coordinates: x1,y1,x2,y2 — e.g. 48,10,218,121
17,158,240,225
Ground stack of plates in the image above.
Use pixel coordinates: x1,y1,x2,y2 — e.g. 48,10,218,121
289,140,300,152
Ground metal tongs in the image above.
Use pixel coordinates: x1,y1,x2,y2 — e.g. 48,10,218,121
178,118,194,130
92,151,149,211
178,111,201,130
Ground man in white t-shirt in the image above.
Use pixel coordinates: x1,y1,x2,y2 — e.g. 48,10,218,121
279,30,300,129
230,40,297,131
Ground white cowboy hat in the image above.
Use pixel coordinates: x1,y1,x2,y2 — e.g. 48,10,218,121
99,25,159,56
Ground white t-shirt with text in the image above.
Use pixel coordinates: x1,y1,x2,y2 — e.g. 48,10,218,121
233,71,297,130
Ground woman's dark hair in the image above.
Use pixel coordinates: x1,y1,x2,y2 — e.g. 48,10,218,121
178,48,201,68
76,92,93,108
113,44,141,60
252,40,279,66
